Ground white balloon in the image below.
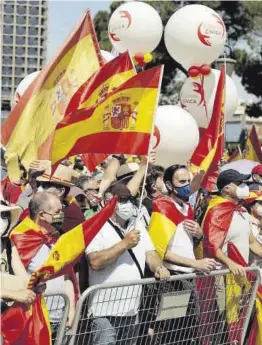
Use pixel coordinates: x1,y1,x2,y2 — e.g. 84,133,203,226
152,105,199,167
13,70,40,108
180,69,238,128
101,49,115,63
165,4,227,69
108,1,163,55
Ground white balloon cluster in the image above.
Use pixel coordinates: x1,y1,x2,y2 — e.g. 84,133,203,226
107,2,236,166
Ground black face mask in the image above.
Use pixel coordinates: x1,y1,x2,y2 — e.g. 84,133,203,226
50,212,65,232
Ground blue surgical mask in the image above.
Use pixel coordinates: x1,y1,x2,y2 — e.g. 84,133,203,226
174,184,191,201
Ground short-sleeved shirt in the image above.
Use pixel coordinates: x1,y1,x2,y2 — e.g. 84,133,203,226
27,244,65,323
221,211,251,264
164,201,195,273
85,220,155,317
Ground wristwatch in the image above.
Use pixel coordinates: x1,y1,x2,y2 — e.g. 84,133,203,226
194,235,204,242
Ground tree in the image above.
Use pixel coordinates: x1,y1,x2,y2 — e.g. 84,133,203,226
94,1,262,115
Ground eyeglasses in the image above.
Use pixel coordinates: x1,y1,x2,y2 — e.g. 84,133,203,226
41,209,63,216
84,188,99,193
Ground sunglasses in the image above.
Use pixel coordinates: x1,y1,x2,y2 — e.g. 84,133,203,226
118,196,135,204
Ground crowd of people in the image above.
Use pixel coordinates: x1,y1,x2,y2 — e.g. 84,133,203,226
1,153,262,344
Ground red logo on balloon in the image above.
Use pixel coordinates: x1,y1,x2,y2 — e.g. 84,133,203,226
197,14,225,47
153,126,160,149
109,10,132,42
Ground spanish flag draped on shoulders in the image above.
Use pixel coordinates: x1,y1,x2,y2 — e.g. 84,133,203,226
148,195,193,260
202,195,244,258
1,198,117,345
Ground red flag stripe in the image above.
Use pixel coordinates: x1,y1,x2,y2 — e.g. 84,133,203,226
1,10,103,146
65,52,133,115
249,125,262,163
57,66,161,129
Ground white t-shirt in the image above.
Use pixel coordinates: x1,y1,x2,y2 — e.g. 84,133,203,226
221,211,251,264
249,216,262,270
85,220,155,317
27,244,66,323
164,201,195,273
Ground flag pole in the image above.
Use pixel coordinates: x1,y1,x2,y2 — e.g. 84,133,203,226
136,65,164,222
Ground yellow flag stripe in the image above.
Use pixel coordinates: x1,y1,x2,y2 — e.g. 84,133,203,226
11,217,40,235
42,224,85,272
148,212,176,259
52,86,158,163
79,70,135,109
5,34,100,169
245,138,260,162
41,296,52,344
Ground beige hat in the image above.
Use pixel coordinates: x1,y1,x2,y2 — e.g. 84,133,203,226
37,164,74,187
0,203,22,236
117,162,139,181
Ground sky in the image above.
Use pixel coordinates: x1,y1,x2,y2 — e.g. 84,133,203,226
47,0,250,101
47,1,112,61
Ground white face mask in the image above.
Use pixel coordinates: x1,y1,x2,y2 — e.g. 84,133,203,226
0,218,10,237
255,204,262,217
116,201,134,221
37,186,44,192
236,183,249,200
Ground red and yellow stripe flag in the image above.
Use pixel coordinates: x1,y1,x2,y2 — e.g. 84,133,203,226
65,51,136,115
148,195,193,259
29,196,117,288
1,10,103,177
51,65,163,166
1,198,116,345
245,125,262,163
190,65,225,173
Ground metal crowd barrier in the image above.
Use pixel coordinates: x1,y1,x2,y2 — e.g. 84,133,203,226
43,293,70,345
57,267,260,345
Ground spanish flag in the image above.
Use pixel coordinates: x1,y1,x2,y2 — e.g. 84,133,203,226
1,10,103,176
148,195,194,259
2,198,117,345
190,65,225,175
65,51,136,115
245,125,262,163
51,66,163,166
28,196,117,288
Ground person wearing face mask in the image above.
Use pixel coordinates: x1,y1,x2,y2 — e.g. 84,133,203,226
202,169,262,276
147,165,216,345
75,176,102,219
36,164,85,233
10,192,78,334
85,183,170,345
250,165,262,192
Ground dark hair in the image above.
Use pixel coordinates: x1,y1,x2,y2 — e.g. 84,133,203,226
163,164,187,186
146,165,165,195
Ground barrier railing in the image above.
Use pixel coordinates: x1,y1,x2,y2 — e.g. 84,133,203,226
59,267,260,345
43,293,70,345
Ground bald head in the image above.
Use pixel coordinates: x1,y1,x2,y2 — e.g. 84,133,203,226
29,192,62,221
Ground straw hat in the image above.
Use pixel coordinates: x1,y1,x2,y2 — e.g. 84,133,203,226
116,162,139,181
37,164,74,187
0,203,22,236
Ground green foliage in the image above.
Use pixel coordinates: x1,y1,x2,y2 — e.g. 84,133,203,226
94,0,262,116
